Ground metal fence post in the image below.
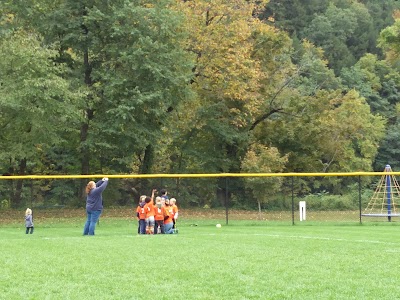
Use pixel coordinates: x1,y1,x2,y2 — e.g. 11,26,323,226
225,177,229,225
291,176,294,225
358,175,362,224
30,180,33,209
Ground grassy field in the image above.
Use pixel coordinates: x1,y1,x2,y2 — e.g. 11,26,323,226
1,215,400,300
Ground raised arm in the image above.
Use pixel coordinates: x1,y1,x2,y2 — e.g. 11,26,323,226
151,189,157,201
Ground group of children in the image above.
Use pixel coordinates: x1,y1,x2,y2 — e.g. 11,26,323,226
23,188,179,236
136,188,179,234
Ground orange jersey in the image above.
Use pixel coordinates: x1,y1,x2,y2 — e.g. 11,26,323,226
144,201,155,218
137,205,146,220
172,204,178,216
154,206,166,221
164,206,174,224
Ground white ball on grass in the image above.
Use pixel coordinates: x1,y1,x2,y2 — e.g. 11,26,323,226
216,224,221,228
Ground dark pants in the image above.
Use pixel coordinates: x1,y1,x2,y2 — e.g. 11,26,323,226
139,219,146,234
154,220,165,234
26,227,34,234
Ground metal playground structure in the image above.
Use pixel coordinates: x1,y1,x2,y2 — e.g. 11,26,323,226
362,164,400,221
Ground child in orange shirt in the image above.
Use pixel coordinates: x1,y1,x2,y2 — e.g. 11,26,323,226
154,197,167,234
136,195,146,234
144,189,156,234
164,199,175,234
170,198,179,230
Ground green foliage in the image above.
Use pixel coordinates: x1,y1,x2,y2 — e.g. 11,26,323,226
170,0,293,176
294,40,342,93
0,199,10,209
262,89,385,175
4,0,194,175
374,122,400,170
1,0,400,208
241,144,288,207
264,0,400,74
301,3,358,74
0,28,81,206
302,193,354,211
0,30,76,162
342,53,400,172
262,0,330,35
300,181,374,211
341,54,399,117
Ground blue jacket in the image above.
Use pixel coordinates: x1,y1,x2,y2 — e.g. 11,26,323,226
25,214,33,227
86,180,108,211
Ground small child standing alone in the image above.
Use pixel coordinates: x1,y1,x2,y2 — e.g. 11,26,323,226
25,208,34,234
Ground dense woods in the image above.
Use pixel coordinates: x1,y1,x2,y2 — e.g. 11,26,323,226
1,0,400,209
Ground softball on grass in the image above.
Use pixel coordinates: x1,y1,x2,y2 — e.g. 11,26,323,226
216,224,222,228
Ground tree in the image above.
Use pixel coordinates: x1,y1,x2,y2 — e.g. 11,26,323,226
301,3,358,74
293,40,341,94
241,144,288,217
367,15,400,170
263,0,400,73
171,0,292,173
261,0,329,36
5,0,194,198
260,88,385,194
0,30,77,207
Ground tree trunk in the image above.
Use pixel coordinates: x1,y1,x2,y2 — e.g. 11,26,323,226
258,200,262,220
79,44,93,199
140,144,154,174
79,120,90,200
12,158,26,208
139,144,154,192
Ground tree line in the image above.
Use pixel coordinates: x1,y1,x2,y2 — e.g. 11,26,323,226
1,0,400,209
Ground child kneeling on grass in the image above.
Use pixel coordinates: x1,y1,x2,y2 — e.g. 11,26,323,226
163,199,176,234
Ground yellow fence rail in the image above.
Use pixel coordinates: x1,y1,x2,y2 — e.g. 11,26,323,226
0,171,397,179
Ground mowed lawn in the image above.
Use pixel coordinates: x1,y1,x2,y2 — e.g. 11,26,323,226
1,217,400,300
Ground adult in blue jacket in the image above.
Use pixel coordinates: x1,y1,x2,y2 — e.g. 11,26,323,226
83,178,109,235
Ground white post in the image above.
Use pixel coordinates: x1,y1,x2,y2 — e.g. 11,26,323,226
299,201,306,221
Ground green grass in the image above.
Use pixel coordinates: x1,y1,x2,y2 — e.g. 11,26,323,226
1,218,400,299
